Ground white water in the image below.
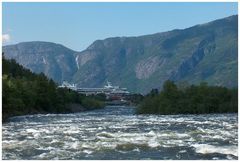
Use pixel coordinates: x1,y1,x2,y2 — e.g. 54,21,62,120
2,106,238,160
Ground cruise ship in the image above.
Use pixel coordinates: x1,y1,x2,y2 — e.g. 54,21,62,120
58,81,130,97
77,81,130,96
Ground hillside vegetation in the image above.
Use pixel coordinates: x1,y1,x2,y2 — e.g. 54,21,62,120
137,80,237,115
2,55,105,121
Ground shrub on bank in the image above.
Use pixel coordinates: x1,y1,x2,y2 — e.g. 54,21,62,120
137,80,237,115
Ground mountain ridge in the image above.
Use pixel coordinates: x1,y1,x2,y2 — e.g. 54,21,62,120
3,15,238,93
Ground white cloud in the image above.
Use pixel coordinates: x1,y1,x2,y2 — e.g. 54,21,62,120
2,34,11,43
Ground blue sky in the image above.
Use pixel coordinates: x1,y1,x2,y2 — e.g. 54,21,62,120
2,2,238,51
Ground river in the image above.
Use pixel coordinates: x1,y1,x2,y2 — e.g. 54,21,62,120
2,106,238,160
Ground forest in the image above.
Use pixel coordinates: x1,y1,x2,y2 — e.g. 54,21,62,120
137,80,238,115
2,54,105,121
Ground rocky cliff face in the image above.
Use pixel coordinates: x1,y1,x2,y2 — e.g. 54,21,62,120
135,56,165,80
3,15,238,93
3,41,78,83
170,34,216,81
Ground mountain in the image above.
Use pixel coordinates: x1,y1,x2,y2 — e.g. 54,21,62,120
3,41,78,83
3,15,238,93
73,15,238,93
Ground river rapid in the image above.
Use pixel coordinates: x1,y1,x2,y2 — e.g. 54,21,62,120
2,106,238,160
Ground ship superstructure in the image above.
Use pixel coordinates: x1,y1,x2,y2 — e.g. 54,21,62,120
58,81,77,91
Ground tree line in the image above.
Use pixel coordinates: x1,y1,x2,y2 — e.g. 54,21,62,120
137,80,237,115
2,54,105,121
